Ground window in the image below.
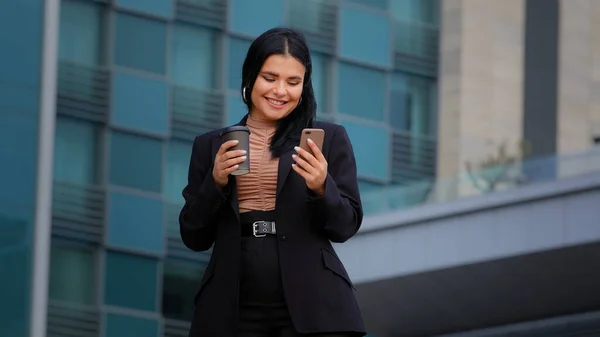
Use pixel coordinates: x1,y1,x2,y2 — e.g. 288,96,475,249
170,25,219,89
104,251,158,311
54,117,101,184
227,38,252,90
49,244,96,304
339,5,392,67
115,0,173,19
358,180,384,193
390,0,439,23
114,13,167,74
337,62,386,121
107,191,164,254
59,0,104,65
112,71,168,136
162,260,207,321
339,120,390,181
345,0,387,10
390,73,436,136
227,93,248,126
109,131,163,193
0,111,38,205
290,0,327,34
105,313,159,337
229,0,285,37
390,0,439,59
164,141,192,204
311,53,329,116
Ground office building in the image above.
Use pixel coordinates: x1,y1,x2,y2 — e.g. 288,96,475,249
0,0,598,336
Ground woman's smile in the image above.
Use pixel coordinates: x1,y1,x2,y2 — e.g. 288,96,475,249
265,97,288,109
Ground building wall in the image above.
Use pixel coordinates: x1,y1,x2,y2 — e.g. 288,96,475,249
437,0,525,180
556,0,600,154
0,1,46,336
39,0,441,336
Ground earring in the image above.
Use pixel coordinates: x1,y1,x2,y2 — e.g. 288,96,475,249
297,96,302,107
242,87,247,103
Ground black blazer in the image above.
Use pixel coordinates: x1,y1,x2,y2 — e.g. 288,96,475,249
179,117,366,337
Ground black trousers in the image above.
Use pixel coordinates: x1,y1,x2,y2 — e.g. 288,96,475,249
238,211,353,337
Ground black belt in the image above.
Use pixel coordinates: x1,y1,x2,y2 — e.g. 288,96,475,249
241,220,277,237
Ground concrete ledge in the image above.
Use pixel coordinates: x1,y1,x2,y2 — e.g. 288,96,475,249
360,172,600,234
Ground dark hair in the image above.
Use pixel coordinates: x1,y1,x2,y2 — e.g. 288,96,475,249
240,27,316,158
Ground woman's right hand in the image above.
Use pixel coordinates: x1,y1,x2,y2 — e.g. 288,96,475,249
212,140,247,188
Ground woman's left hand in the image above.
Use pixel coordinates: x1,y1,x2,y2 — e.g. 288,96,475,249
292,138,328,196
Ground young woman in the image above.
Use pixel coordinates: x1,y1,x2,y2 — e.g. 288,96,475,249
179,27,366,337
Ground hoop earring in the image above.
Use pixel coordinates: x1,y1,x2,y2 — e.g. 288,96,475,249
242,87,248,103
297,96,302,108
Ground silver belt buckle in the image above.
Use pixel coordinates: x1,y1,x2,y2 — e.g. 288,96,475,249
252,221,275,237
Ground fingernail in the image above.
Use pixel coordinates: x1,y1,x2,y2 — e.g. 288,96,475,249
241,156,247,160
292,154,297,159
307,138,313,144
233,140,239,143
240,150,247,154
294,146,300,151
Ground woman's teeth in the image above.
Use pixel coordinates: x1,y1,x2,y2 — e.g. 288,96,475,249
267,98,285,106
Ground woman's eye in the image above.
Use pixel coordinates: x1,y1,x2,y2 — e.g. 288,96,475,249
264,77,275,82
288,82,300,86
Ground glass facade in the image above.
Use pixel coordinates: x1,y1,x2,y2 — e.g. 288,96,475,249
0,0,439,336
0,0,46,336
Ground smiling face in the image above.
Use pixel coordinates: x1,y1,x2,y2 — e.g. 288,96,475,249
249,54,305,122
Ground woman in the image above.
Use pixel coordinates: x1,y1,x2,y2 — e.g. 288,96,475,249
179,27,366,337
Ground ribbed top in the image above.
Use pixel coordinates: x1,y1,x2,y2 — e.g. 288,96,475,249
236,114,279,213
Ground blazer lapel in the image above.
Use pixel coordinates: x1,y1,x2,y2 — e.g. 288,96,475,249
276,147,296,198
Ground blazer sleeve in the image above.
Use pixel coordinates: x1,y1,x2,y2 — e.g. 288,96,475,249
308,125,364,243
179,134,228,251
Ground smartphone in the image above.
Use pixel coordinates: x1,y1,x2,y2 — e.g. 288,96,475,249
299,128,325,154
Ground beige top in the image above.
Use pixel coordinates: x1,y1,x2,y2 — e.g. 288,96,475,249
236,114,280,213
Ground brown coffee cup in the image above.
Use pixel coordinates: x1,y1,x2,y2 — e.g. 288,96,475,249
219,126,250,176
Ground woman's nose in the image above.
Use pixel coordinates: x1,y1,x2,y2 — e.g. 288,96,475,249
273,85,286,97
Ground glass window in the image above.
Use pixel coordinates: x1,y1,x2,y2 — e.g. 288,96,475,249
49,244,95,304
115,0,173,19
114,13,166,74
0,112,39,205
227,94,248,126
104,251,158,311
311,53,329,116
107,191,164,254
164,140,192,204
59,0,104,65
227,38,252,90
162,260,207,321
338,62,387,121
0,0,43,87
109,131,163,193
112,71,168,136
170,24,218,89
340,120,390,181
358,180,385,193
345,0,387,10
105,313,159,337
54,117,101,184
390,0,439,24
0,213,32,337
390,73,435,136
339,6,392,67
229,0,285,37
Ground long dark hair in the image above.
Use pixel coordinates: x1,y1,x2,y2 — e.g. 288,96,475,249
240,27,317,158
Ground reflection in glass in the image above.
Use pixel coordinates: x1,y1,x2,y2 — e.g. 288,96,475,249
170,25,219,89
162,260,207,321
49,244,95,304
